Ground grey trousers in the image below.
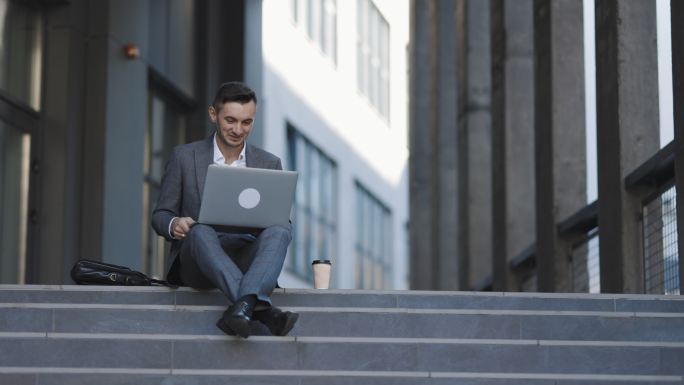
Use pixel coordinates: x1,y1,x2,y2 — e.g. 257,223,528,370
179,223,292,306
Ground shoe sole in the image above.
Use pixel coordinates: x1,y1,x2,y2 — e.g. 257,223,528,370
216,317,251,338
278,312,299,336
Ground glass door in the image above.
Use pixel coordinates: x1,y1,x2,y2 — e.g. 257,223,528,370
142,84,187,279
0,121,31,283
0,0,43,283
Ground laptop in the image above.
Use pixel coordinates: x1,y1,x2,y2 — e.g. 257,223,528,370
198,165,298,230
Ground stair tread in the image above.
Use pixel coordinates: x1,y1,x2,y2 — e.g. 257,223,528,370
1,285,683,380
0,337,681,375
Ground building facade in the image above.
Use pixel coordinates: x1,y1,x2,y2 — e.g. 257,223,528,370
0,0,409,290
409,0,684,295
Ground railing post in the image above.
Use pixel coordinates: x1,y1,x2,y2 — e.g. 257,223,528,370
533,0,586,292
594,0,660,293
490,0,536,291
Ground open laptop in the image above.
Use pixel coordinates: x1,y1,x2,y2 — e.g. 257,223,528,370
198,165,298,230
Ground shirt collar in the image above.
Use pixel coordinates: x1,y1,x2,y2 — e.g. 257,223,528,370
213,133,246,165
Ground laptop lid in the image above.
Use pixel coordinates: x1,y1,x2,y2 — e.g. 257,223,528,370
198,165,298,229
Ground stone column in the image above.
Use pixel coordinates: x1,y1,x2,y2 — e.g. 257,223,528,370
409,0,437,290
435,0,462,291
533,0,586,292
672,0,684,293
595,0,660,293
491,0,536,291
464,0,493,290
409,0,464,290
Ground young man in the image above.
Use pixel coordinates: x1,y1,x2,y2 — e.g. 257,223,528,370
152,82,298,338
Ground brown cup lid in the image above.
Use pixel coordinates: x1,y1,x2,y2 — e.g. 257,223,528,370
312,260,331,265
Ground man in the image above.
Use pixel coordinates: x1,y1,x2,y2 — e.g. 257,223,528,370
152,81,298,339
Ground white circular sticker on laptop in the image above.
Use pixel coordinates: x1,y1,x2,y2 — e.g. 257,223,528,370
238,188,261,209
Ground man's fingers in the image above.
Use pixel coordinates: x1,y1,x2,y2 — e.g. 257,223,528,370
172,217,196,239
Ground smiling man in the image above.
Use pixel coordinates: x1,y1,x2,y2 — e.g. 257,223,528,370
152,82,298,338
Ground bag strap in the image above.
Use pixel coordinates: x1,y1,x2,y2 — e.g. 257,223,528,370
150,278,178,289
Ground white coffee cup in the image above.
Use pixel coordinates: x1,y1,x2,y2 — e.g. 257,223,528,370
311,260,332,289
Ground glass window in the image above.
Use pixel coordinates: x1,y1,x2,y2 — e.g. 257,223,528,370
357,0,389,119
0,121,30,284
142,86,186,279
0,0,43,110
287,126,337,280
355,182,392,289
291,0,337,64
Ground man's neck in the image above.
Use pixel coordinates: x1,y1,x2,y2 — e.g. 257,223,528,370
218,140,244,164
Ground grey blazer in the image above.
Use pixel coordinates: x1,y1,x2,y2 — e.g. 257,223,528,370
151,134,283,285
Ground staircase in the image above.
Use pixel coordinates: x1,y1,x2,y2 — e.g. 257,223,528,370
1,285,683,384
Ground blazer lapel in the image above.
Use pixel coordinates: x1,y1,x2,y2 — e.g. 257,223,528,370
245,143,264,168
195,135,214,198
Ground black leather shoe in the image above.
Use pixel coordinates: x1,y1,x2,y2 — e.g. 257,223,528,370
216,301,253,338
253,308,299,336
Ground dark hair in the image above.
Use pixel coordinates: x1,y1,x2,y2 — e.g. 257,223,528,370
212,81,257,111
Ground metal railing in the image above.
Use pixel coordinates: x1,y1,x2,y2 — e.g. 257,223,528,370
642,184,680,295
570,228,600,293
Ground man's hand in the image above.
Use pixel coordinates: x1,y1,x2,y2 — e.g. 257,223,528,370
171,217,196,239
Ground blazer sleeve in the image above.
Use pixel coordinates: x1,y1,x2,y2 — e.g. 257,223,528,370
152,147,182,241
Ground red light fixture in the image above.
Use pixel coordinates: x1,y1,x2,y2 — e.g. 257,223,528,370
123,43,140,60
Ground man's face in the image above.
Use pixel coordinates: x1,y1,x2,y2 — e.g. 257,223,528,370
209,100,256,149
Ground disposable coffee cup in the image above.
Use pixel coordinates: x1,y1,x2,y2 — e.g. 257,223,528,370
312,260,332,289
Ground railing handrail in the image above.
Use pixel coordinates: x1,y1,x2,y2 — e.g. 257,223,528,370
557,200,598,236
624,141,675,190
510,243,536,270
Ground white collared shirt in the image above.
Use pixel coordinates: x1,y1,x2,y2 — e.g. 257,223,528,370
213,133,247,168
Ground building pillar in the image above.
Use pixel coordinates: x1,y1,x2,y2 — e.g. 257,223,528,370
672,0,684,293
409,0,437,290
434,0,462,291
595,0,660,293
533,0,586,292
491,0,536,291
463,0,493,290
409,0,464,290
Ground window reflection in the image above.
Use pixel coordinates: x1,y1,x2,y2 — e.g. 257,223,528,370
357,0,389,119
287,125,337,281
0,0,42,110
0,122,30,284
355,182,392,289
291,0,338,64
142,87,186,279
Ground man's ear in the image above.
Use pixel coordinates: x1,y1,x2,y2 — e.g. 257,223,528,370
208,106,217,123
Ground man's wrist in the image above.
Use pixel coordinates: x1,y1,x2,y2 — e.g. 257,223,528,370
168,217,178,239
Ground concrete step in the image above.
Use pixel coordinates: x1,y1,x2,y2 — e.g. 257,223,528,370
2,285,684,313
1,371,681,385
2,303,684,341
1,334,683,375
1,285,683,383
